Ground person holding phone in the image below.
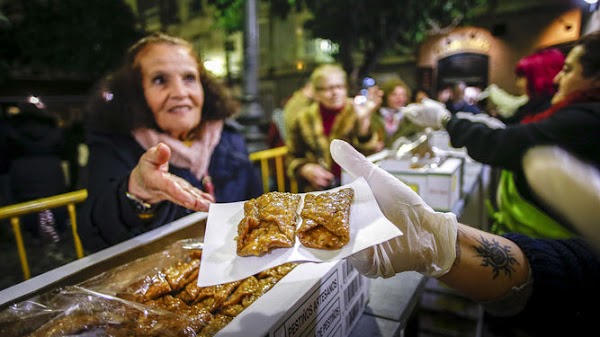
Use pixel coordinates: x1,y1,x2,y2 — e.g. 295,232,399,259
286,64,382,192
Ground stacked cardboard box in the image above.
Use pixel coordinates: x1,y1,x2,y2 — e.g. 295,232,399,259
216,259,370,337
342,156,463,212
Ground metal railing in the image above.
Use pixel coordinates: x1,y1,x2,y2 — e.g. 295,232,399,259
0,189,88,280
249,146,298,193
1,147,294,280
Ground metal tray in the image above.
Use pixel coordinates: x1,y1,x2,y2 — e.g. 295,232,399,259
0,212,208,309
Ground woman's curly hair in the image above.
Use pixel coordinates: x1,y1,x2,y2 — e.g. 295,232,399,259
86,32,238,134
379,78,412,107
576,30,600,82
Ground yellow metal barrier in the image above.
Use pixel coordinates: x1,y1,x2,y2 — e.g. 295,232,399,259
249,146,298,193
0,189,88,280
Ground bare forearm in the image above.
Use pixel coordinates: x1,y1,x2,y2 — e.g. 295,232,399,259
438,224,530,302
357,117,372,136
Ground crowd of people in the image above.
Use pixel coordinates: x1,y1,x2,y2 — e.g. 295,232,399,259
285,64,382,191
278,30,600,336
1,24,599,337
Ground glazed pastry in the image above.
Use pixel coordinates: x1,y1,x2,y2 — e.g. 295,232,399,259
237,192,301,256
29,246,297,337
298,188,354,249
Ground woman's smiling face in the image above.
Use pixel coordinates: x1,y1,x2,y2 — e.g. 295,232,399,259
136,43,204,140
314,71,348,110
386,85,408,109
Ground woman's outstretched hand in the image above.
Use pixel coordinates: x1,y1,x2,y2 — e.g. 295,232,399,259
128,143,214,211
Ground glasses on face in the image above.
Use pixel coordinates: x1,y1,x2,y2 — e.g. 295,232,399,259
315,84,347,93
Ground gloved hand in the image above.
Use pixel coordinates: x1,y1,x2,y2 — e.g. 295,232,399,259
404,98,451,129
330,139,457,278
479,84,528,118
523,146,600,251
455,112,506,129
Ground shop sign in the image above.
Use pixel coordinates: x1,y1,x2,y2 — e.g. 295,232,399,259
436,34,491,56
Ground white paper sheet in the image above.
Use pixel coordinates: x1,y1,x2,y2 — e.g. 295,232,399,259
197,177,402,286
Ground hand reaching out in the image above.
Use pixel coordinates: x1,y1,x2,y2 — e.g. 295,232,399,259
352,85,383,119
404,98,451,129
353,85,383,135
330,139,457,278
128,143,214,212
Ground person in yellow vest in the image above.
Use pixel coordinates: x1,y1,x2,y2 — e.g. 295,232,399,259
404,31,600,239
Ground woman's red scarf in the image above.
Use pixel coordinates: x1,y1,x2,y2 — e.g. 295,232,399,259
319,103,343,136
319,103,344,179
521,87,600,124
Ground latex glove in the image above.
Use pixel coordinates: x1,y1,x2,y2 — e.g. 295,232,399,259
479,84,528,118
523,146,600,251
404,97,451,129
455,112,506,129
129,143,214,211
330,139,457,278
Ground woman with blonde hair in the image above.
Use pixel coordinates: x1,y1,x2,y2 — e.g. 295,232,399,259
286,64,382,191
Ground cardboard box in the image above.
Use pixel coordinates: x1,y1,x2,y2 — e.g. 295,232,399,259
0,213,369,337
216,259,370,337
383,157,462,212
342,156,463,212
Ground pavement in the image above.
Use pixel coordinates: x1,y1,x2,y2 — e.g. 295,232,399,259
0,219,78,291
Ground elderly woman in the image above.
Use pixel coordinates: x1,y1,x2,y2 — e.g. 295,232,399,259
286,64,381,192
79,33,261,252
405,31,600,239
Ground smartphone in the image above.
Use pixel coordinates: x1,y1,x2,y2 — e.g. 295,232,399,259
354,76,376,106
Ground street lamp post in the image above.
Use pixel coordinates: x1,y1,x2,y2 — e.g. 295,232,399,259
238,0,267,153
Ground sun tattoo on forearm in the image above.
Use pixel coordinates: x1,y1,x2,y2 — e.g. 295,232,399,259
473,236,518,279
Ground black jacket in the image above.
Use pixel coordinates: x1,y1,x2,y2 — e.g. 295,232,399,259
5,112,67,202
446,101,600,225
78,122,262,252
499,95,553,125
493,234,600,337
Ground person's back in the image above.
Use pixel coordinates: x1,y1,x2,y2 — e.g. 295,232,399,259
0,116,11,207
5,101,68,239
488,48,567,237
283,80,314,144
